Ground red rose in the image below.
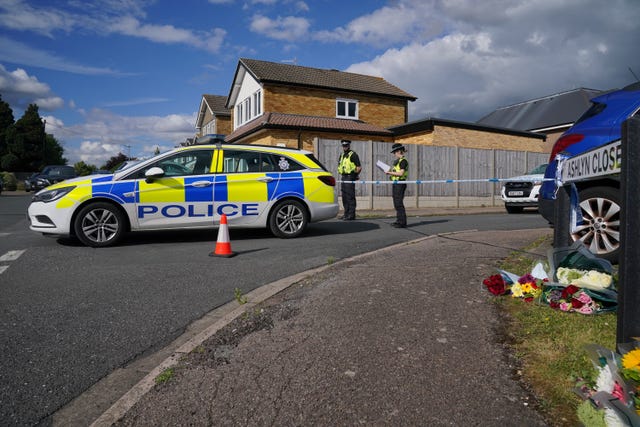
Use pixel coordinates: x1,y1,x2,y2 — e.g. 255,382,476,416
562,285,580,299
483,274,507,296
571,298,584,309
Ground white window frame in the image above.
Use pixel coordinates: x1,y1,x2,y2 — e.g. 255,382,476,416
336,98,358,120
235,89,264,127
253,91,262,116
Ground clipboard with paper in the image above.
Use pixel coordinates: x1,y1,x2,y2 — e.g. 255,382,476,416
376,160,390,173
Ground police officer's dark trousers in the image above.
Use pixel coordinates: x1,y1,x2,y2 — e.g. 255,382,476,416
341,174,357,219
392,182,406,226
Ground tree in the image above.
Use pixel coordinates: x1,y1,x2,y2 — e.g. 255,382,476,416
0,100,68,171
9,104,45,171
44,134,66,165
0,95,14,160
103,152,129,171
74,161,96,176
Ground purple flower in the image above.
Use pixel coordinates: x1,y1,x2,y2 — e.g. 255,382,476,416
518,274,536,284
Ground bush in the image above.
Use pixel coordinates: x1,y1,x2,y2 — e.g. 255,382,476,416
1,172,18,191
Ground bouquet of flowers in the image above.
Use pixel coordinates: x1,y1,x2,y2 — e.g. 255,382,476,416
510,273,545,302
575,343,640,426
556,267,613,291
482,271,545,302
543,284,602,315
482,273,510,296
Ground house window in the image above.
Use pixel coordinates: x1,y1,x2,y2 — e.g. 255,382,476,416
204,120,215,135
336,98,358,119
244,98,251,122
236,103,244,126
253,91,262,116
236,89,263,127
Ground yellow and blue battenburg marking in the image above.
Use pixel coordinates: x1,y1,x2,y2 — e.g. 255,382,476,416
86,171,307,208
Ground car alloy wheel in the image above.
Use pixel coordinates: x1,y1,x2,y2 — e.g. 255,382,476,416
571,186,620,262
74,202,125,247
269,199,308,238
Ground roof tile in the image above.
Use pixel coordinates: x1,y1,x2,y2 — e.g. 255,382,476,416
240,58,416,100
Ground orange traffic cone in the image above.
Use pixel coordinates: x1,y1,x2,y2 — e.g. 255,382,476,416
209,214,236,258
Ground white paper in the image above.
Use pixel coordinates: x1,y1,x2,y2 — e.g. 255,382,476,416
376,160,390,172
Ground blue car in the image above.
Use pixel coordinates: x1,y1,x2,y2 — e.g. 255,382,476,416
539,81,640,262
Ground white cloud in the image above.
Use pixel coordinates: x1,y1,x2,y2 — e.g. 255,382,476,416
0,0,73,36
250,14,310,41
0,1,227,54
344,0,640,121
107,17,226,53
101,98,169,108
0,37,128,76
34,96,64,110
0,64,64,111
294,1,309,12
54,109,197,165
314,2,436,47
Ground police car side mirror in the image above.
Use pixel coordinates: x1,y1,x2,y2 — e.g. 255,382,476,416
145,166,165,183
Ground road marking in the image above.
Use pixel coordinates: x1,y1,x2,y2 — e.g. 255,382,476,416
0,250,26,262
0,266,7,275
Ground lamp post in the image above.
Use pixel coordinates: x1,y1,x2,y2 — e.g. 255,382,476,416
42,118,46,166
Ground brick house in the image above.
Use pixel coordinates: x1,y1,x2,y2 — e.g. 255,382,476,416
221,58,553,156
201,58,566,209
223,58,416,150
195,94,232,139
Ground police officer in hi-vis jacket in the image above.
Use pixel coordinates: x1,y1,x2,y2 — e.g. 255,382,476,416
337,140,362,220
385,143,408,228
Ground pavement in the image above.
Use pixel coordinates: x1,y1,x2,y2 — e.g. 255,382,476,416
68,206,554,427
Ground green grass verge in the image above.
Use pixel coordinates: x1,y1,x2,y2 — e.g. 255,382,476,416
496,235,616,426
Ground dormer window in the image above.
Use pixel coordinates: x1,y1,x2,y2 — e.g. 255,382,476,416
336,98,358,120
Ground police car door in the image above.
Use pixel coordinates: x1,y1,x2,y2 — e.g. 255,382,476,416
213,149,272,225
134,149,215,229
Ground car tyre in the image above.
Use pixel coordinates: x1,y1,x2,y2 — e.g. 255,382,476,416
505,204,524,214
268,199,308,238
571,186,620,263
74,202,125,247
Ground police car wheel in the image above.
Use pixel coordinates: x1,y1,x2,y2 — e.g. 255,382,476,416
269,199,308,238
74,202,125,247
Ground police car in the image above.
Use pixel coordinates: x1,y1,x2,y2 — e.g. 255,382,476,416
28,143,339,247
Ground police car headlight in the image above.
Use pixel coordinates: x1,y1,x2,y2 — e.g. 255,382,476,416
32,186,76,203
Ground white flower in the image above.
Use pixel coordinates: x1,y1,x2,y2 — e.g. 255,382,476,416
595,365,615,393
573,271,612,290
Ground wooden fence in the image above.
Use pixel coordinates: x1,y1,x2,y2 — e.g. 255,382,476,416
315,138,549,209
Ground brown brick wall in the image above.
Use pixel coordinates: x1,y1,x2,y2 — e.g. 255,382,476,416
237,129,393,152
217,116,232,136
264,85,407,128
198,112,232,138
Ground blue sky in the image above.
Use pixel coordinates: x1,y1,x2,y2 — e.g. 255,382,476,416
1,0,639,166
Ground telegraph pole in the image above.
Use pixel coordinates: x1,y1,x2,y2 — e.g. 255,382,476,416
42,118,46,165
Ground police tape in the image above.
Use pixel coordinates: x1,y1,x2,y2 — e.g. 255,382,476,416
337,178,557,184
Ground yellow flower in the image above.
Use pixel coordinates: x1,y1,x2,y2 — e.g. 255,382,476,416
622,348,640,371
511,283,523,298
521,283,533,294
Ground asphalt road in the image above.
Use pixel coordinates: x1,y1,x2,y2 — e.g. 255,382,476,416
0,193,549,426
